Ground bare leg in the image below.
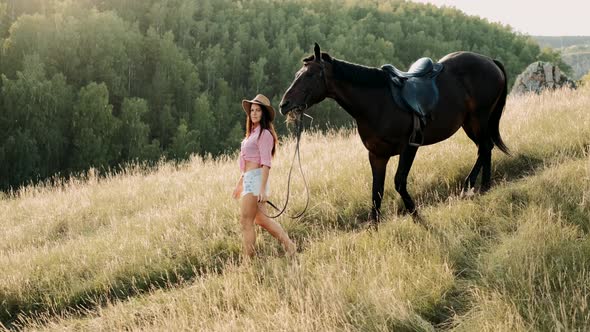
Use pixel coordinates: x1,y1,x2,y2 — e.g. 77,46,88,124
255,205,296,255
240,194,258,258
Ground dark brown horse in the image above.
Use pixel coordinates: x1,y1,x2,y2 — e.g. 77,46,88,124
280,43,510,221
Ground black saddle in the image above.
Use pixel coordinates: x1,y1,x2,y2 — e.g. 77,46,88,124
384,57,440,82
382,58,444,146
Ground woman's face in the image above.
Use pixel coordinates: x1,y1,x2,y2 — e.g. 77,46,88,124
250,103,263,125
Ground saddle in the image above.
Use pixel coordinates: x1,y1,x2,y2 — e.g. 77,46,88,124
382,58,444,146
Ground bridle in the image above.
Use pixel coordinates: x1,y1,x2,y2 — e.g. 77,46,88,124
260,58,326,219
261,109,312,219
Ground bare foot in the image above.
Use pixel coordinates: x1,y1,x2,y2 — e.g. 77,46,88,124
240,255,252,267
284,240,297,257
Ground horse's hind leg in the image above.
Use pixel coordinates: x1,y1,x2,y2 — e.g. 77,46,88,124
462,116,494,192
464,155,482,190
395,145,419,214
462,120,482,191
479,138,494,191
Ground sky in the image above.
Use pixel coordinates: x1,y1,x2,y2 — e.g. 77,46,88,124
411,0,590,36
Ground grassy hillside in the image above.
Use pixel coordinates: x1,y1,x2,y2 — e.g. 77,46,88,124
1,87,589,331
533,36,590,49
532,36,590,79
562,45,590,79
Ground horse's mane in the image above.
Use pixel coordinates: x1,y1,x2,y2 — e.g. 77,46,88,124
304,53,389,88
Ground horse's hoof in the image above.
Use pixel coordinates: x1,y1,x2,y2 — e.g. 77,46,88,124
361,220,379,231
405,204,417,215
408,209,421,222
460,187,476,198
367,211,380,224
363,218,378,227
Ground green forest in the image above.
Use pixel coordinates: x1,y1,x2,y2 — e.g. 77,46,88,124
0,0,564,190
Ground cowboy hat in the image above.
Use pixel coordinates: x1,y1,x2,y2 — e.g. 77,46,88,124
242,94,275,122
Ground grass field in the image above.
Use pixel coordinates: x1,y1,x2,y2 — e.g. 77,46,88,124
1,87,589,331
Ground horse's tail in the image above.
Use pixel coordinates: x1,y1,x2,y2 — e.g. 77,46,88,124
489,59,511,155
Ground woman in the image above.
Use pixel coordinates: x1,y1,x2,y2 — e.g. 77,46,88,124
232,94,296,259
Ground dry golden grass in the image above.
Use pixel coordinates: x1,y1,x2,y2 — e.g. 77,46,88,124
1,87,589,331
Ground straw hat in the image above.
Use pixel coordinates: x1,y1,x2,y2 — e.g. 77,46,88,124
241,94,275,122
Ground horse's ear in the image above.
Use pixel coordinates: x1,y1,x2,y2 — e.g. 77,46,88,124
314,43,321,61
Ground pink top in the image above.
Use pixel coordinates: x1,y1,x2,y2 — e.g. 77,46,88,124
239,125,274,172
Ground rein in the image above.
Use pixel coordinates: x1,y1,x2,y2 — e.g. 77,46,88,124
261,111,312,219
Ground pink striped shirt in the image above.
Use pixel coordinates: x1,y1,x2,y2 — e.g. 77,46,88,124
239,126,274,172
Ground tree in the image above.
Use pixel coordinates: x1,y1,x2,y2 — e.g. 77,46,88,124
1,54,73,182
0,8,143,110
118,97,153,161
69,82,120,171
0,130,39,189
169,120,199,160
537,47,574,76
142,27,200,148
191,93,214,154
248,57,268,93
0,2,9,37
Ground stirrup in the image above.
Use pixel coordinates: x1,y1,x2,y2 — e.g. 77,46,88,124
408,114,424,147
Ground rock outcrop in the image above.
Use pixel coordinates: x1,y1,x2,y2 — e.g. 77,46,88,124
511,61,577,95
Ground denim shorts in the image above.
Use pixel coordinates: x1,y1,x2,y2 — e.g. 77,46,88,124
241,168,270,198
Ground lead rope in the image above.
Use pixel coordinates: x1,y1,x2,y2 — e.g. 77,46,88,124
261,113,312,219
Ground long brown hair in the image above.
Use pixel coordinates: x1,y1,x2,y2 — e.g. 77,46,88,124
245,104,278,156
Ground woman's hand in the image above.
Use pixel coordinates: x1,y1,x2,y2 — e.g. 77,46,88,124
232,183,242,200
258,189,268,203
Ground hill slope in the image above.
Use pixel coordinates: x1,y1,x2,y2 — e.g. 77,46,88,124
533,36,590,48
562,45,590,79
532,36,590,79
1,88,590,331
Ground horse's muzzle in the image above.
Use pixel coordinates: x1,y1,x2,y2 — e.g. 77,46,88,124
279,100,292,115
279,101,305,116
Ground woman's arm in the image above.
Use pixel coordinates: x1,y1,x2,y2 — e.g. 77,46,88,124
258,129,274,203
232,174,244,200
258,166,270,203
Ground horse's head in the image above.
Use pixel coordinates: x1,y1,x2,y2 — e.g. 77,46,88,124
280,43,329,121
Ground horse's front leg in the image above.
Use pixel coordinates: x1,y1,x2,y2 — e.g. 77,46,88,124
369,152,389,222
395,145,419,214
